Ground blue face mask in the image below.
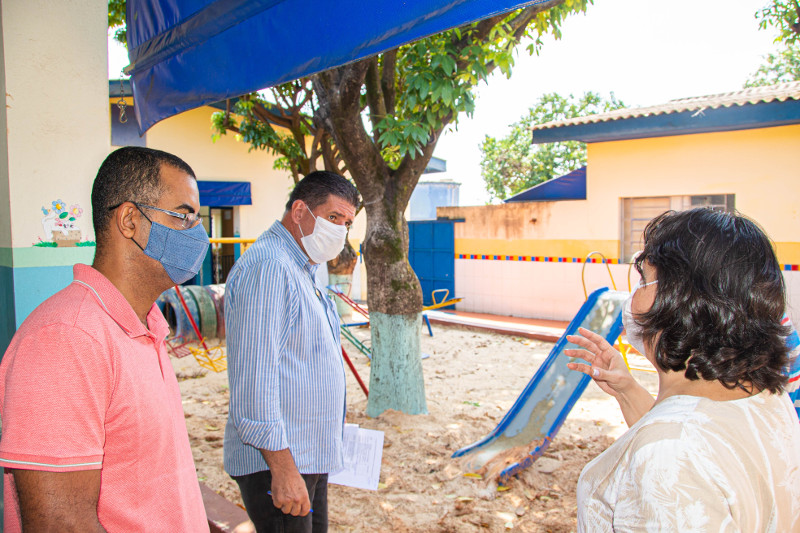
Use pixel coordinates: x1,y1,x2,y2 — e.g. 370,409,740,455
134,211,210,285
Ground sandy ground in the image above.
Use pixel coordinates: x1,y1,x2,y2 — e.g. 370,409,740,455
173,324,658,533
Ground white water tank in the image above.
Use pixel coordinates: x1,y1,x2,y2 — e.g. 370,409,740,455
409,180,460,220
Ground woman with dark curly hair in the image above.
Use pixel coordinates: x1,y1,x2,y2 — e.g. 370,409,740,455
566,208,800,532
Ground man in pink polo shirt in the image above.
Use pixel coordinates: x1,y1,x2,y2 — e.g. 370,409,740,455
0,147,210,531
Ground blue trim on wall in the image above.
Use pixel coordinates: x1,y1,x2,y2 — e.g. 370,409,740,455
532,100,800,144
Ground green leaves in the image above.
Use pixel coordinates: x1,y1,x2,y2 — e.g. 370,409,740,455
371,1,592,161
211,93,306,170
377,116,428,159
480,91,626,201
744,41,800,86
108,0,128,46
132,0,592,179
756,0,800,45
747,2,800,87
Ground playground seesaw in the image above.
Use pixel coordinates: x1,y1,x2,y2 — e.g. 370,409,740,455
452,287,627,483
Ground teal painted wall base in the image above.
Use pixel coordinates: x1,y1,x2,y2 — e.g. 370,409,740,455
0,247,94,354
13,265,77,327
0,266,16,355
366,311,428,417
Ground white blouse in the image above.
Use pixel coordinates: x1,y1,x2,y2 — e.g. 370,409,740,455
577,391,800,532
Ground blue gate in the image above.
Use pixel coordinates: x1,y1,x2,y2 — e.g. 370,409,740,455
408,220,456,308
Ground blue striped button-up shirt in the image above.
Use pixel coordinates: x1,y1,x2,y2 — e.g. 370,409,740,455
223,221,346,476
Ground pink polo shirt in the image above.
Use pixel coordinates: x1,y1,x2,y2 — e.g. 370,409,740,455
0,264,208,532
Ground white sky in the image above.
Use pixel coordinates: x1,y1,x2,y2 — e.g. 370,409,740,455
109,0,781,206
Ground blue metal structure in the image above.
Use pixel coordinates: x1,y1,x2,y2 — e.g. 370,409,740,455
125,0,553,132
452,287,627,482
504,166,586,203
408,220,456,308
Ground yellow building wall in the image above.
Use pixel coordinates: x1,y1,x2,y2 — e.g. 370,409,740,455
444,124,800,265
133,105,292,239
110,102,368,246
587,124,800,264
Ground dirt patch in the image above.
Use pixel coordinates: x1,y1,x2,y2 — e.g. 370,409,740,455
173,324,658,532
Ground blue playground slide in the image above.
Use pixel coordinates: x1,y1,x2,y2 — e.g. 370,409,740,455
452,287,628,483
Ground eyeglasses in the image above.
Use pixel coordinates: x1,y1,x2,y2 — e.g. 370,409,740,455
135,203,202,229
108,201,201,229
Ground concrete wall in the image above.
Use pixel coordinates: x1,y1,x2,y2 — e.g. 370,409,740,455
439,124,800,323
1,0,109,351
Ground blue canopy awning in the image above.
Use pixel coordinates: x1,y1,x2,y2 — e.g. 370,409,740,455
198,180,252,207
126,0,549,133
504,166,586,202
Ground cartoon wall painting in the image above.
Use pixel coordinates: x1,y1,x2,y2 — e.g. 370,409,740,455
36,199,90,247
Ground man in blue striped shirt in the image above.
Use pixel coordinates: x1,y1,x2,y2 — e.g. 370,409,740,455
224,171,359,533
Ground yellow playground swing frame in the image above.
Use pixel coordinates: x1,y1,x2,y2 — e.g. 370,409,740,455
580,251,655,374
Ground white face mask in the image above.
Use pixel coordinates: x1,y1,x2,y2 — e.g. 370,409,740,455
622,279,658,356
298,204,347,264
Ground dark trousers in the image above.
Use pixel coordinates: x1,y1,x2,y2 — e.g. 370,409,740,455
232,470,329,533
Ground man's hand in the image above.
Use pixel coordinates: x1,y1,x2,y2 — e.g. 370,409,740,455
11,469,107,532
261,448,311,516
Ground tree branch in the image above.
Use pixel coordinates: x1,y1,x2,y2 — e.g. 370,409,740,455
381,49,398,114
308,126,326,172
313,60,385,203
364,56,386,143
251,100,292,130
320,134,341,173
451,1,563,59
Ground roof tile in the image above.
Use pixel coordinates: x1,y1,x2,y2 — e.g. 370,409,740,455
532,81,800,131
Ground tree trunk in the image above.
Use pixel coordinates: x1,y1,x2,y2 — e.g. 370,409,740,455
361,199,427,416
327,238,358,276
314,65,429,417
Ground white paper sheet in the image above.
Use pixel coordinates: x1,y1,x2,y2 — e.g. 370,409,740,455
328,424,384,490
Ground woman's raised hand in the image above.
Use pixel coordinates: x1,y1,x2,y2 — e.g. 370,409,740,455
566,327,634,398
565,327,654,427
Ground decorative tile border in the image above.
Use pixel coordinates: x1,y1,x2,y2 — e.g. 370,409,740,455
455,253,800,271
456,254,620,264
